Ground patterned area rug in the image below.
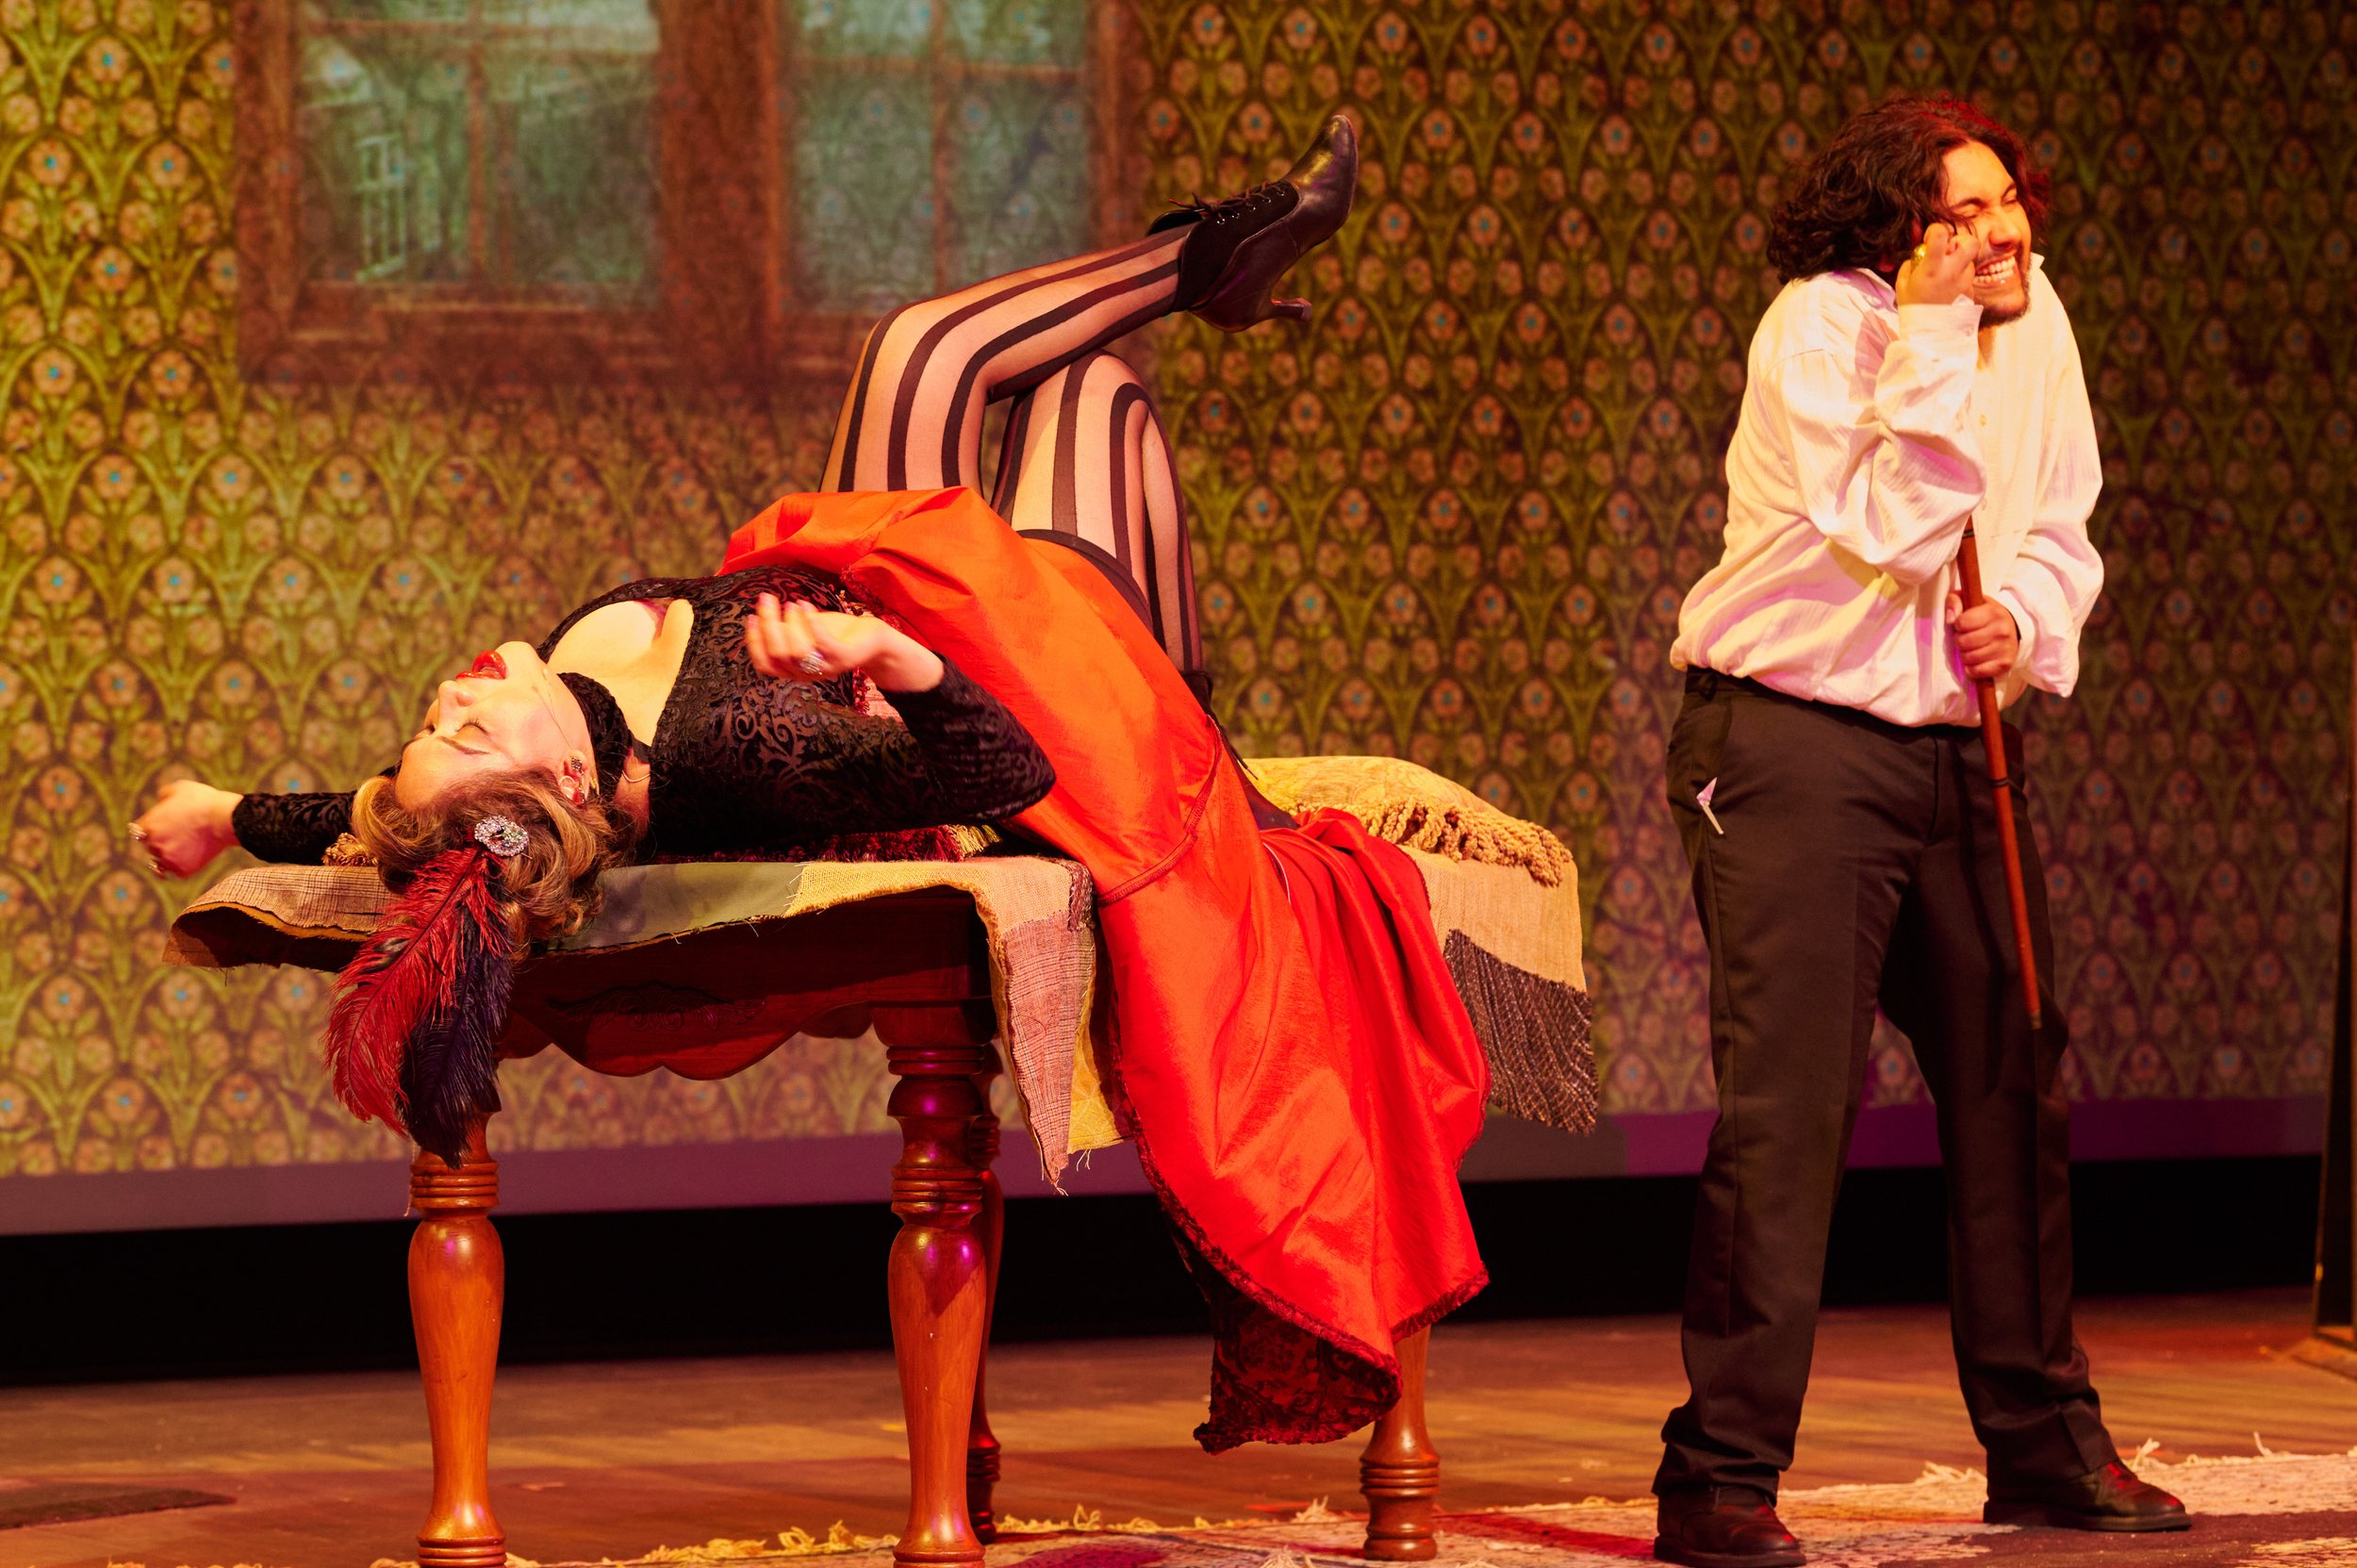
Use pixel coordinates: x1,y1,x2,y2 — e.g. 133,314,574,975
329,1446,2357,1568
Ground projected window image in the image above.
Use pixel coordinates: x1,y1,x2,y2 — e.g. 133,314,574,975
791,0,1092,313
297,0,662,298
276,0,1095,335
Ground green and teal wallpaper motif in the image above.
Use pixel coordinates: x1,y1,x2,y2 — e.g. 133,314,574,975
0,0,2349,1187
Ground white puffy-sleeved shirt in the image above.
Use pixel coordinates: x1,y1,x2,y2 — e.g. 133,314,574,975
1670,255,2103,727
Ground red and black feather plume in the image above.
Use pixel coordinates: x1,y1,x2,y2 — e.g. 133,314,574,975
324,847,514,1166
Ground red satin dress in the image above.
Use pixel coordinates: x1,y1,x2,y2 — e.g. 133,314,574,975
724,487,1490,1449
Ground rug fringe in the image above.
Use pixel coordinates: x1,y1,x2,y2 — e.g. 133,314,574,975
994,1505,1166,1535
144,1449,2357,1568
635,1524,899,1560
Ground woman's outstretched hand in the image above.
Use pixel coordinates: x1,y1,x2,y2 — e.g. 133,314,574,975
131,778,243,879
745,594,946,694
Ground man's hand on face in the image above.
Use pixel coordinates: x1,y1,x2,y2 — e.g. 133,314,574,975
1946,592,2019,680
1894,221,1983,309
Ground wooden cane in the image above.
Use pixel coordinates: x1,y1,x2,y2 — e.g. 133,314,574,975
1956,521,2043,1032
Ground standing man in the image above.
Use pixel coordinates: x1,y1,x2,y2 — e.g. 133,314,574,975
1651,96,2189,1568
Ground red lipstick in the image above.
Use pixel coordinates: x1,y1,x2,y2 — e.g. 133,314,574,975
466,650,507,680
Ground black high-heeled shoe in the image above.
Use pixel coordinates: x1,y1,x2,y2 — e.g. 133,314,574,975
1151,114,1358,331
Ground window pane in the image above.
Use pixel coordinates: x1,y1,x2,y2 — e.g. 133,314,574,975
795,72,936,311
950,80,1087,285
299,0,658,292
799,0,933,59
785,0,1094,309
487,41,658,289
948,0,1081,67
484,0,652,25
310,0,469,19
309,3,653,38
300,35,470,283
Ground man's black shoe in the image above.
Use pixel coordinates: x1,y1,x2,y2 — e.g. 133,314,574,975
1653,1489,1805,1567
1984,1460,2191,1531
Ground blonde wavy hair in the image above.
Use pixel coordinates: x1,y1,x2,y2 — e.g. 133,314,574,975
350,770,640,947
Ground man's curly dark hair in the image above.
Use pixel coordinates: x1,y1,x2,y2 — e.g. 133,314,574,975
1766,94,2050,283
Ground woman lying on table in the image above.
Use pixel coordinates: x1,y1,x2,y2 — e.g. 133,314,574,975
134,117,1492,1457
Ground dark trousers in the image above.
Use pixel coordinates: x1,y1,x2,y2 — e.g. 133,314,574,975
1653,669,2118,1502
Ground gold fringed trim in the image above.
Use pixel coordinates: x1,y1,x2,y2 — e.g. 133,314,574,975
945,821,1002,858
1350,796,1574,887
1245,755,1575,888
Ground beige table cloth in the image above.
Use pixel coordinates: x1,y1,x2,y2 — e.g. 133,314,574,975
168,761,1593,1183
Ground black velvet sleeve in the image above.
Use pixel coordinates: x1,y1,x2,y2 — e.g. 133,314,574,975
230,790,358,865
876,660,1058,822
647,657,1055,858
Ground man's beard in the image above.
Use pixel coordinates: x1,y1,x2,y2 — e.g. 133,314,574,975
1979,287,2031,328
1974,255,2032,327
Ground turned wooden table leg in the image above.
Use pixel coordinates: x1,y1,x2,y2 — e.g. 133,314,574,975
409,1118,506,1568
1360,1326,1440,1560
966,1063,1004,1543
878,1006,994,1568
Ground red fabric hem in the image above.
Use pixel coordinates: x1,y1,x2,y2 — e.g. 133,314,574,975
1104,818,1495,1454
719,490,1493,1453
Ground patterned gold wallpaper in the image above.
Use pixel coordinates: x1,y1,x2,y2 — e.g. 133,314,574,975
0,0,2349,1185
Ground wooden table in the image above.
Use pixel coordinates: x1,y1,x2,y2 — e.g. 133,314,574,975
172,886,1440,1567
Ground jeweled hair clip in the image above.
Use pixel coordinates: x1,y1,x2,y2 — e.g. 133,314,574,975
472,816,529,859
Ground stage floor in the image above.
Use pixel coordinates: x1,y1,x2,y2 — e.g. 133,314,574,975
3,1289,2350,1568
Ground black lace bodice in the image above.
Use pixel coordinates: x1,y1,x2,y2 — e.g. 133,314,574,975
230,565,1055,865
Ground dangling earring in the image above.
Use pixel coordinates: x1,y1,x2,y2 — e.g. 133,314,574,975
560,753,590,804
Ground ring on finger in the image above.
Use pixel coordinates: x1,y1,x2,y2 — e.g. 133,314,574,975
797,651,827,674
